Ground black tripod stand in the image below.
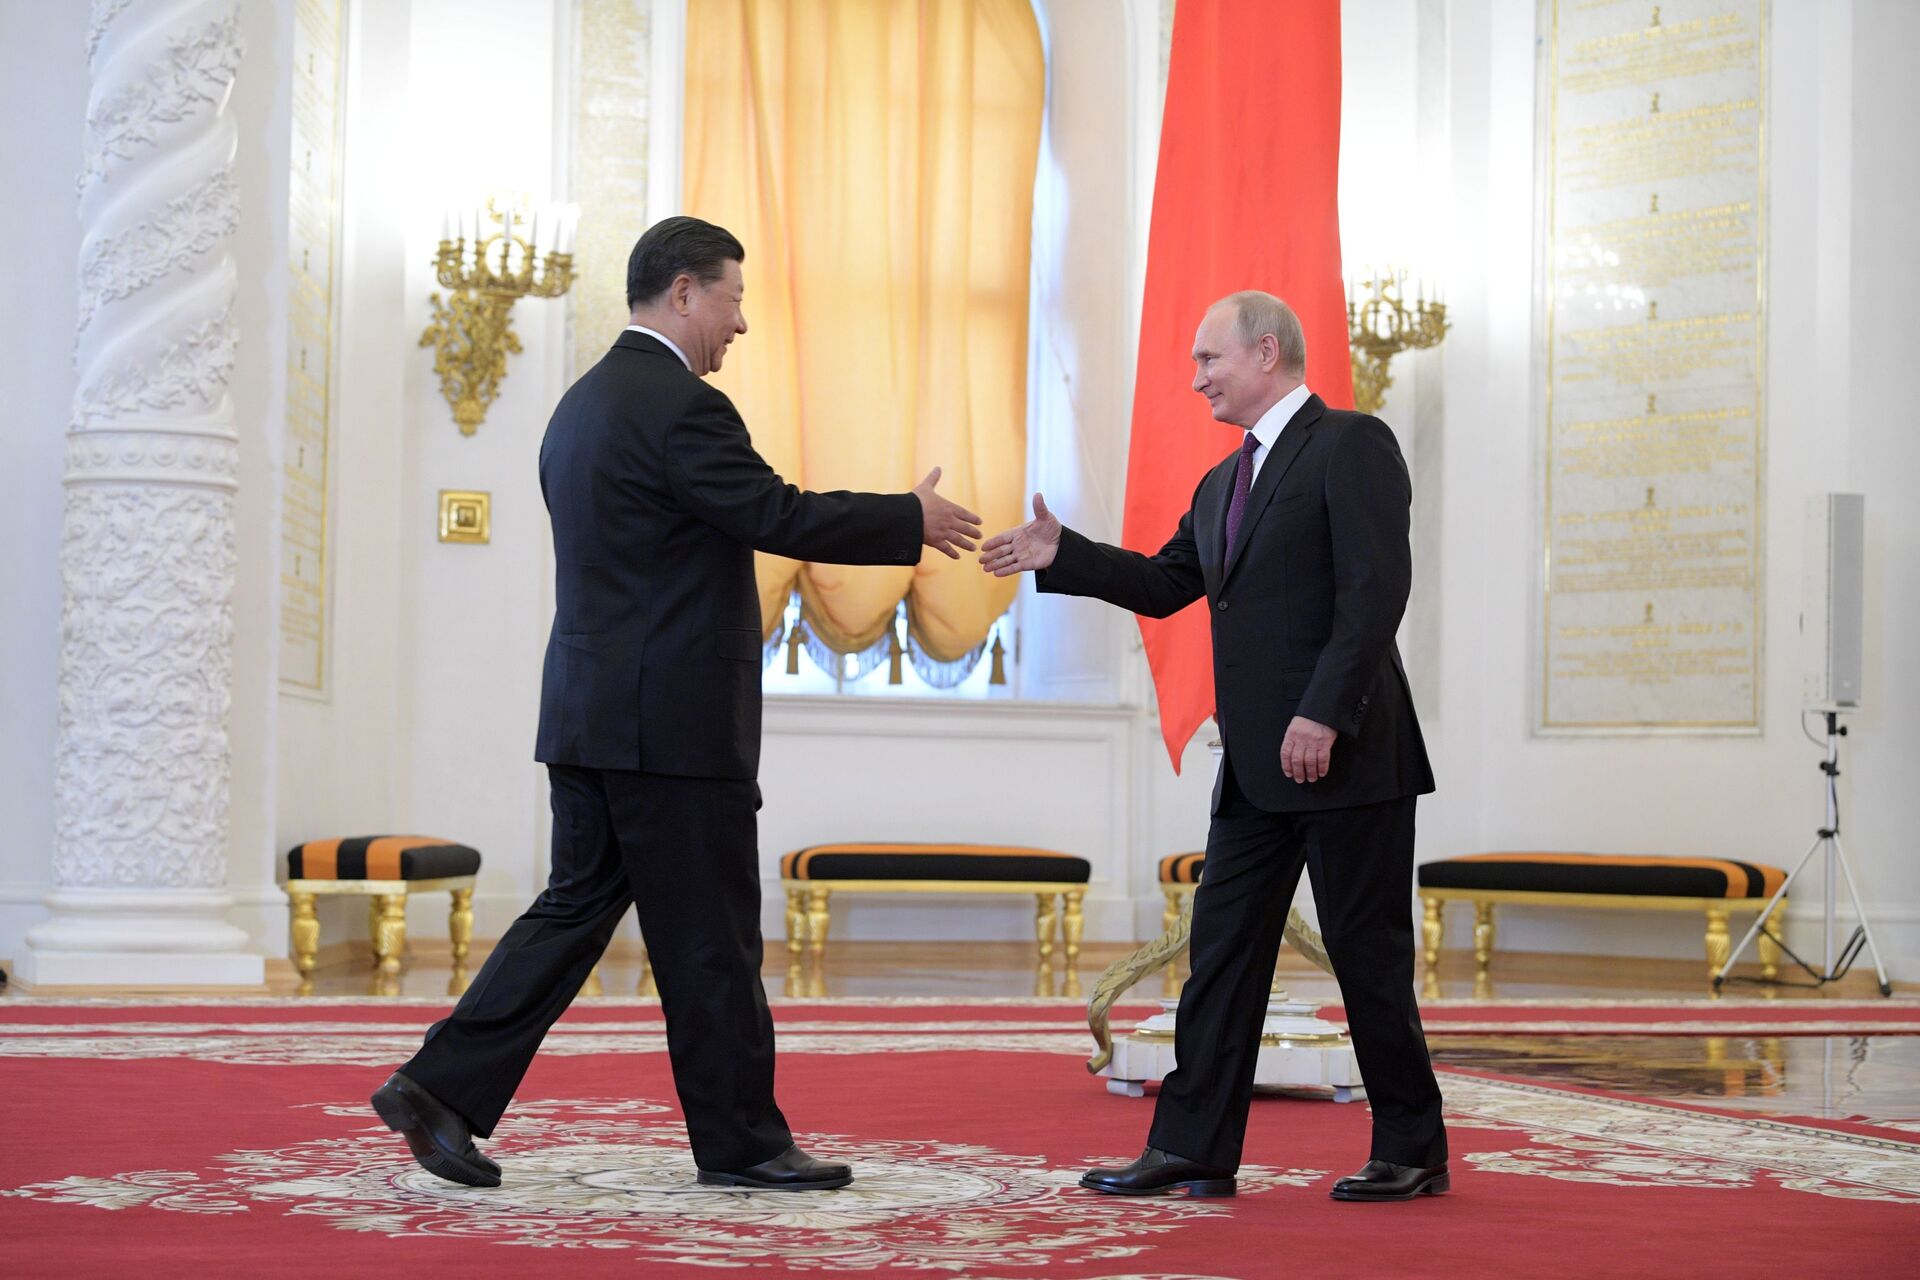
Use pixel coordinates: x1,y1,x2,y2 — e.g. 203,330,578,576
1714,712,1892,996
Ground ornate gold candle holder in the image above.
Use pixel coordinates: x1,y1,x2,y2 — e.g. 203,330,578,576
421,197,579,434
1346,267,1449,416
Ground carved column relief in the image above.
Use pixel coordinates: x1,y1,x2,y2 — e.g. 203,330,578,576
23,0,260,985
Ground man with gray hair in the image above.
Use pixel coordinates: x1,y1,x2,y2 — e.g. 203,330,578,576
982,291,1446,1201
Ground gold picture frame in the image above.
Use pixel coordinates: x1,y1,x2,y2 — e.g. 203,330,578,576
437,490,491,544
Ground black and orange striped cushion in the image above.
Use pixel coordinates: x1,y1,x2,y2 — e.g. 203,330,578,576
1159,853,1205,884
288,836,480,881
1418,853,1786,900
782,843,1090,884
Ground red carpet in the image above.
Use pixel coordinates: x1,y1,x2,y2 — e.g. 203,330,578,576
4,999,1917,1278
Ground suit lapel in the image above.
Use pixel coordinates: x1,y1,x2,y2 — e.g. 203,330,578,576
1222,394,1324,584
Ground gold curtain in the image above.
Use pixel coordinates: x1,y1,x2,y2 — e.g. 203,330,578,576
684,0,1043,665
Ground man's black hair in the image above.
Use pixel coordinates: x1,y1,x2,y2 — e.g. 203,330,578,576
626,215,745,309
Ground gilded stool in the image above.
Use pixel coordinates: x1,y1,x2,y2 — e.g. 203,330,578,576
779,843,1093,965
1418,852,1789,983
286,835,482,990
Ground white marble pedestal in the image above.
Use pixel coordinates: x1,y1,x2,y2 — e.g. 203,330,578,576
1104,994,1365,1102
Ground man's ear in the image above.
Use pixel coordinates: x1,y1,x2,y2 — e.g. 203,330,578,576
671,272,695,315
1260,333,1280,372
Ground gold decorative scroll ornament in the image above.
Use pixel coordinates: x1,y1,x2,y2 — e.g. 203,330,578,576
1085,900,1333,1074
421,197,579,434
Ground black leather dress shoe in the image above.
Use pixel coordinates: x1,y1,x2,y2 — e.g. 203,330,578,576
1080,1146,1236,1197
370,1071,501,1188
1329,1158,1449,1201
697,1144,853,1191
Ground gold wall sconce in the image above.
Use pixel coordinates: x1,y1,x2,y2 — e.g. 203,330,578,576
421,197,579,434
1346,267,1449,416
438,490,491,544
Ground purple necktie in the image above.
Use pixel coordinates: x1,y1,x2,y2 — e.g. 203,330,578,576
1223,431,1261,565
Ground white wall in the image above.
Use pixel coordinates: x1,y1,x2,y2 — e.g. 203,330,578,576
1833,0,1920,971
226,0,297,957
1415,0,1920,971
275,0,421,945
0,0,88,965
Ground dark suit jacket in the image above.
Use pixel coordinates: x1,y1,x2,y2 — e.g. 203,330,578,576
534,331,922,778
1037,394,1434,813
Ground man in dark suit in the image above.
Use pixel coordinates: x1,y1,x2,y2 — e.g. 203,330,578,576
372,216,984,1192
982,291,1446,1202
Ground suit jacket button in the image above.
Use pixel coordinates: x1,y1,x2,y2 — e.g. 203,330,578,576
1216,600,1229,611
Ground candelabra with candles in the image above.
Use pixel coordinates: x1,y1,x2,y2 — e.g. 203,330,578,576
1345,267,1449,416
421,197,580,434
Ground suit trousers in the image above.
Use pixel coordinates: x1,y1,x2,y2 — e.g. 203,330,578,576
1148,756,1447,1171
400,765,792,1171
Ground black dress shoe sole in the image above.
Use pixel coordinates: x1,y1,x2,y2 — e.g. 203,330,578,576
1078,1174,1237,1198
1329,1171,1450,1201
696,1169,854,1191
371,1086,502,1189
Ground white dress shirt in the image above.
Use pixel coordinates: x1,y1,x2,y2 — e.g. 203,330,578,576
624,324,692,371
1242,382,1313,485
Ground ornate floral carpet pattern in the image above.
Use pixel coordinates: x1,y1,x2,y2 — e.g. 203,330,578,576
3,999,1917,1277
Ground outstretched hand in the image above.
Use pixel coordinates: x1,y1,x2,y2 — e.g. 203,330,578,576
980,493,1062,577
913,467,984,559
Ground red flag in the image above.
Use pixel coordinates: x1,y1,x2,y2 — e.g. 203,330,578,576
1122,0,1354,770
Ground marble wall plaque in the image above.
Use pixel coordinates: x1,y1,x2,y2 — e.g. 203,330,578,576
1536,0,1766,732
281,0,346,696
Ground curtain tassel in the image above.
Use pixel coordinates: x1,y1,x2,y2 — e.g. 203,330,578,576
887,622,905,685
785,619,807,675
988,632,1008,686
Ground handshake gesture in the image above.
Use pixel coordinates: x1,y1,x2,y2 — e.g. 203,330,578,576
908,474,1064,576
979,494,1060,577
913,467,986,559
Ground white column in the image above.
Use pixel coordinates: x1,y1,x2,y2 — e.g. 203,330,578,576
19,0,262,987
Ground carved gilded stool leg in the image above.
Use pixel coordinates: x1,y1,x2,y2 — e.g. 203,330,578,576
581,964,604,998
289,891,319,988
1062,889,1085,966
806,888,831,960
1704,907,1732,978
373,893,408,980
1162,888,1181,936
785,888,806,957
1421,897,1443,971
448,888,473,966
1473,901,1496,974
1035,893,1059,963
